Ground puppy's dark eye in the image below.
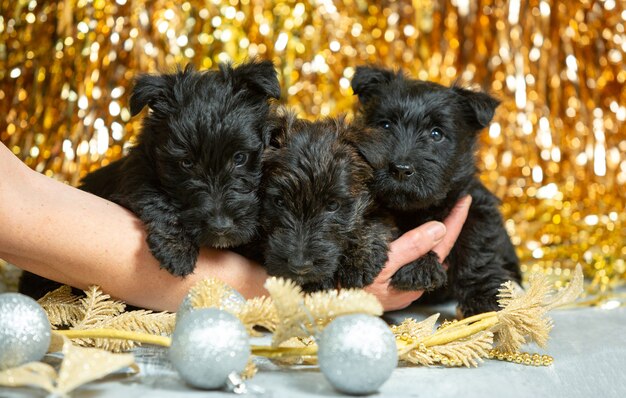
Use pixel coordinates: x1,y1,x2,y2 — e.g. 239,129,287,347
233,152,249,167
274,197,285,208
326,201,340,212
380,120,392,130
180,159,193,169
430,128,444,142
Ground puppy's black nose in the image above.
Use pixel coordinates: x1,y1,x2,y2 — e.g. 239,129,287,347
390,162,415,180
288,259,313,275
211,216,234,235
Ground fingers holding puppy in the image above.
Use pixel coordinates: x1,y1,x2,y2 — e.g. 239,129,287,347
433,195,472,262
364,222,443,311
364,195,471,311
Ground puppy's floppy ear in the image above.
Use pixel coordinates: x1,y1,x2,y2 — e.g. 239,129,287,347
130,71,179,116
263,108,296,148
332,114,350,137
261,112,290,167
227,59,281,100
351,66,397,104
453,87,501,128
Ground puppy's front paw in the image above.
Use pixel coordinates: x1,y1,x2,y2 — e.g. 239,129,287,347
457,294,501,318
146,230,199,277
390,251,447,291
345,236,390,288
361,235,391,286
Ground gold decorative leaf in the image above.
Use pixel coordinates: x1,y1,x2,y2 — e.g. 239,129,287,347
184,278,278,336
393,314,440,343
0,332,137,395
492,266,583,352
543,264,585,310
305,288,383,320
430,331,493,367
38,285,84,329
401,348,434,367
395,316,493,367
59,285,174,352
264,278,306,345
495,274,554,352
56,336,137,393
241,360,258,380
265,277,383,346
71,286,126,330
72,311,176,352
394,268,584,368
97,310,175,334
238,296,279,336
0,362,57,392
265,278,302,315
188,278,231,309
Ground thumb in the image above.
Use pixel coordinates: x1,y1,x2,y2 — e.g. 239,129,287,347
433,195,472,262
379,221,446,280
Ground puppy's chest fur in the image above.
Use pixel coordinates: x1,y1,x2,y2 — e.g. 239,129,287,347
390,182,472,233
393,200,454,232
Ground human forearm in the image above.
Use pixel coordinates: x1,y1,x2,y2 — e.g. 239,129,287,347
0,144,268,311
1,248,269,312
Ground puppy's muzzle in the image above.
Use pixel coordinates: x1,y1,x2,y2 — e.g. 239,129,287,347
389,162,415,180
206,216,234,236
288,258,314,276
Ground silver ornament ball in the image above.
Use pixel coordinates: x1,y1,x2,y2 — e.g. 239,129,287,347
318,314,398,395
0,293,51,370
176,288,246,322
169,308,250,389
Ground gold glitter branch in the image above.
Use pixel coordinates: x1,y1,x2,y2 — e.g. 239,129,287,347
50,267,582,371
37,285,84,329
41,285,175,352
70,286,126,330
395,265,584,367
70,286,175,352
237,296,279,336
264,277,383,346
186,277,279,336
188,278,234,309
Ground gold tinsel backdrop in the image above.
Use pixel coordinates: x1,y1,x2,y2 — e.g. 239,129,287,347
0,0,625,298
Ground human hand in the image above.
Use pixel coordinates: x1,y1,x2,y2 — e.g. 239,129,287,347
364,195,472,311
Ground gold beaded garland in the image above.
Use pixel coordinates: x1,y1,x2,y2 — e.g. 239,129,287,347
489,349,554,367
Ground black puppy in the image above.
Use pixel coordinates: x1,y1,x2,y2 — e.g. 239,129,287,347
258,111,391,292
19,60,280,299
348,66,521,316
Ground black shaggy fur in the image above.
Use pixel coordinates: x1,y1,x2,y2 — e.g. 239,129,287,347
348,66,521,316
19,60,280,299
258,111,392,292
